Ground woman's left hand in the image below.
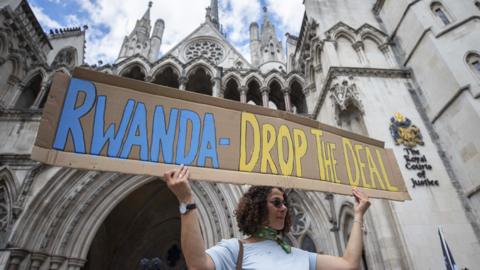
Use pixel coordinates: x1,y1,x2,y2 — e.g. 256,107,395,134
353,188,371,216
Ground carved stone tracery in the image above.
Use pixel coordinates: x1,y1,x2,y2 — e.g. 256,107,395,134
290,202,311,236
329,77,364,113
185,40,225,64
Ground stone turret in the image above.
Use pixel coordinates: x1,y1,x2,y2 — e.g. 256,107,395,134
117,1,164,63
148,19,164,62
249,7,285,67
249,22,260,66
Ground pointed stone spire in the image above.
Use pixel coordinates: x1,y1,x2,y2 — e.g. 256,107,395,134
261,6,273,35
116,1,154,62
248,5,285,66
210,0,219,24
143,1,153,20
206,0,220,29
137,1,152,30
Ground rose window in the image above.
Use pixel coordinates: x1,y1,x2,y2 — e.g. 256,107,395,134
185,40,225,64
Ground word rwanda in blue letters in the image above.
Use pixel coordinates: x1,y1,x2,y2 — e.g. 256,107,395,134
52,78,221,168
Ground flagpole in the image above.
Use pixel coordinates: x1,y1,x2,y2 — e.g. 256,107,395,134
438,226,457,270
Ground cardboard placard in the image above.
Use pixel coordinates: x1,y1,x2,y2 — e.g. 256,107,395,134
31,68,410,201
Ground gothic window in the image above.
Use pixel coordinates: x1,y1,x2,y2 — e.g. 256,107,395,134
186,67,212,95
268,80,285,111
286,192,317,252
337,36,359,67
246,79,262,106
363,37,387,68
290,80,307,114
185,40,225,64
0,35,5,58
152,66,179,88
431,2,452,26
52,47,77,68
121,65,146,81
0,186,9,232
224,79,240,101
309,65,315,85
466,52,480,78
14,73,43,109
315,46,323,68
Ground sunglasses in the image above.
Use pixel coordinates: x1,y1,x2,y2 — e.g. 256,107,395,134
269,198,288,208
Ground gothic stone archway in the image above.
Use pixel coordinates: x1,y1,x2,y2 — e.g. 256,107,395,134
84,180,185,270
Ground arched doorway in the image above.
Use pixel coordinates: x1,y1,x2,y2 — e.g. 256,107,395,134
14,73,42,109
84,180,185,270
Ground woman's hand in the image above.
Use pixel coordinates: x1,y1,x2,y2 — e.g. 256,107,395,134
353,188,371,217
163,165,193,203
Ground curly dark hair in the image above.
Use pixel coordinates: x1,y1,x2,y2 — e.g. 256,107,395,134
234,186,292,235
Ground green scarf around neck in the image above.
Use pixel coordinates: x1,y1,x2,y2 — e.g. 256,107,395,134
254,226,291,253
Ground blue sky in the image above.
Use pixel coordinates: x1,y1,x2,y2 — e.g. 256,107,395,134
29,0,305,65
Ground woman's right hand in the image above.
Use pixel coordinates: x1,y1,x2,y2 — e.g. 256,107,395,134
164,165,193,203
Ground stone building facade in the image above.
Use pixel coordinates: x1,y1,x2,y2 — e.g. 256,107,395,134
0,0,479,269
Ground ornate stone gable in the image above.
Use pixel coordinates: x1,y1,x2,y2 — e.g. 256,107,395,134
161,21,251,69
184,38,225,64
329,76,364,113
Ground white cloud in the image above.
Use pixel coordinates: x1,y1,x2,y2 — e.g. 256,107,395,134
219,0,261,61
43,0,304,65
265,0,304,37
72,0,211,64
30,5,63,29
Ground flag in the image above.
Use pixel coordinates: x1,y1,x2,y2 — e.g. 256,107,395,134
438,227,459,270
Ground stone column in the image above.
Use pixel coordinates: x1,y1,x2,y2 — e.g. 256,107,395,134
31,81,49,109
282,87,292,112
49,256,65,270
352,41,367,65
260,86,270,108
1,76,21,107
178,76,188,90
239,86,248,103
6,249,27,270
211,77,222,98
30,253,48,270
67,258,86,270
379,43,396,67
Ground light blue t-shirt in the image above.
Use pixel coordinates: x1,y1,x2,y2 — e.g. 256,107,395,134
206,238,317,270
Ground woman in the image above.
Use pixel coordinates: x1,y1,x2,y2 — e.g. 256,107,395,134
164,165,371,270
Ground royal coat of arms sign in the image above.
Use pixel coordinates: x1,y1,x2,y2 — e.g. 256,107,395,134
389,113,424,148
